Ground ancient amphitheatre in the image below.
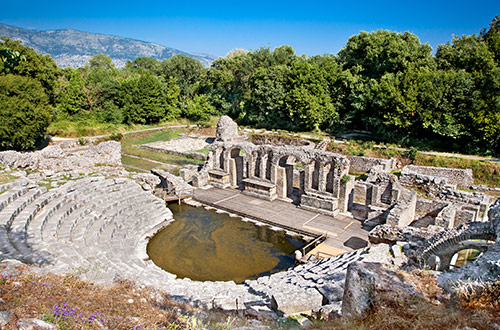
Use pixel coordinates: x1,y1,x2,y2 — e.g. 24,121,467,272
0,116,499,325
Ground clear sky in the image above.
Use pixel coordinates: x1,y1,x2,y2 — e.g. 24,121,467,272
1,0,500,58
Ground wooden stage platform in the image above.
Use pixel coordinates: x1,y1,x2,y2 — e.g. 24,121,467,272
193,187,369,256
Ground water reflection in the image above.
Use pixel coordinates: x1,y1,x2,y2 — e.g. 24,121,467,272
147,204,304,283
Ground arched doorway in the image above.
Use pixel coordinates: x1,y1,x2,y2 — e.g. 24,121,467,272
229,148,246,189
277,155,306,204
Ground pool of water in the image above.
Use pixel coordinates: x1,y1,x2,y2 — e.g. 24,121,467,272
147,204,305,283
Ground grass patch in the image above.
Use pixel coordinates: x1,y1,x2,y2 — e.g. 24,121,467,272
121,128,204,171
122,155,167,172
0,173,17,185
194,147,210,155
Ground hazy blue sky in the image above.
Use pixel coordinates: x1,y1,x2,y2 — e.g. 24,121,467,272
2,0,500,57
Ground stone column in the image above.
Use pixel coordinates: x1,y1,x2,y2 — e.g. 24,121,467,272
229,158,237,187
276,166,287,199
285,165,293,197
339,176,355,213
213,149,221,170
318,164,330,192
260,155,268,180
304,164,313,192
247,154,255,179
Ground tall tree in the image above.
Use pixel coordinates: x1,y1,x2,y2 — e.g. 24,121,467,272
338,30,435,80
0,74,53,150
0,38,59,105
161,55,205,106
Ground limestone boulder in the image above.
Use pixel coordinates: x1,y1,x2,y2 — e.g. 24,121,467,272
270,284,323,315
39,145,64,158
18,318,57,330
341,262,417,319
216,115,239,142
0,311,12,327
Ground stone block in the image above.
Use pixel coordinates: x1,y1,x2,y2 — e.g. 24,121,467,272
271,285,323,315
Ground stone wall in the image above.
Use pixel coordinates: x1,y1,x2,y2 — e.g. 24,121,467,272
0,141,123,176
385,189,417,227
348,156,396,173
402,165,474,188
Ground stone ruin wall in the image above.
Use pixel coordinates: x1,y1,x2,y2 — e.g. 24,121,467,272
196,116,493,231
195,139,352,216
348,156,396,173
0,141,123,176
402,164,474,188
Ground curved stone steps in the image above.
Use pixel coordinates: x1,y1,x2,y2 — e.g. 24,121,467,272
0,187,45,227
34,178,123,244
92,195,160,245
0,185,28,213
10,188,60,233
82,192,148,246
58,183,138,244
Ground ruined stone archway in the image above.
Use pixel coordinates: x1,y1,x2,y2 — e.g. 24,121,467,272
418,222,496,271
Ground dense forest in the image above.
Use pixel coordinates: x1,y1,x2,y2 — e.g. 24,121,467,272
1,16,499,156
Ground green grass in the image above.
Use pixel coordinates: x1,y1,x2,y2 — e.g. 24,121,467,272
125,130,181,146
122,155,164,172
0,172,17,185
121,128,204,174
195,147,210,155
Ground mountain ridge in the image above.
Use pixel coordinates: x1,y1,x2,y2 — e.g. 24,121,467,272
0,23,216,68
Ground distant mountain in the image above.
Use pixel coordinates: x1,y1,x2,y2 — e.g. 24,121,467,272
0,23,216,68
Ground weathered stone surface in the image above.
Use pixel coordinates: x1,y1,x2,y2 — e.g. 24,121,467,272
341,262,417,319
271,285,323,315
132,173,161,191
216,115,239,142
0,141,124,176
18,318,57,330
0,311,12,327
151,168,193,196
402,165,474,188
348,156,396,173
341,262,378,318
368,224,442,245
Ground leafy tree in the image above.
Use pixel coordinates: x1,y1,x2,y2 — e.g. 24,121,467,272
481,15,500,63
184,94,215,123
0,46,26,72
338,30,435,80
161,55,205,106
88,54,114,70
125,57,161,74
244,65,290,127
121,73,178,124
284,59,337,131
0,38,59,104
436,35,496,74
0,74,53,150
57,69,89,117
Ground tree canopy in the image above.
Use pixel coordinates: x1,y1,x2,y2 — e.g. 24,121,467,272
1,15,500,155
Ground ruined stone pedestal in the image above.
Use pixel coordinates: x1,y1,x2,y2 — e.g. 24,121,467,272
300,191,339,216
242,178,277,201
208,169,231,189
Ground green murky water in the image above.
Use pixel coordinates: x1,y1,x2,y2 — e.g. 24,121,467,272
147,204,304,283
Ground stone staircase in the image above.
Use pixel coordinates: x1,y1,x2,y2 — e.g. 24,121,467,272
0,176,263,309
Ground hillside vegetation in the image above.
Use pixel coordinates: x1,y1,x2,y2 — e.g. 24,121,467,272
1,15,500,156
